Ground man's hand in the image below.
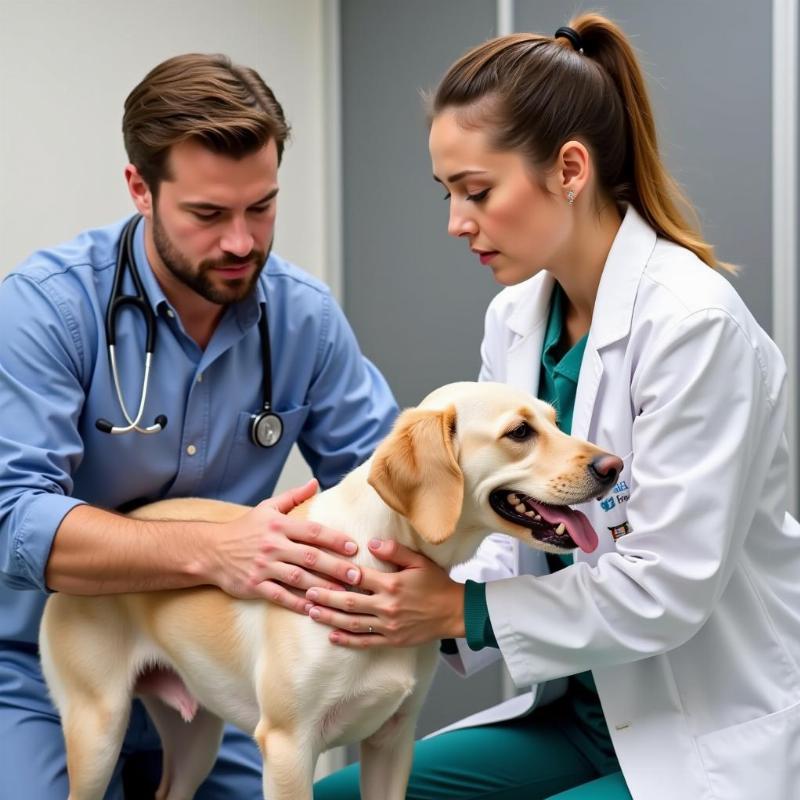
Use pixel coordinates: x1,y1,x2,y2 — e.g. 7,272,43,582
303,538,466,648
203,479,363,613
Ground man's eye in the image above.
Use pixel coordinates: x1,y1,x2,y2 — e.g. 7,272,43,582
193,211,219,221
506,422,534,441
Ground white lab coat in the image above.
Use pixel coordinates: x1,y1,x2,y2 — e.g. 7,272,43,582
441,207,800,800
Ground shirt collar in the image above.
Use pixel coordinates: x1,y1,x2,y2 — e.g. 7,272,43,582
542,281,566,365
589,204,657,349
542,283,587,383
235,270,267,332
131,216,172,317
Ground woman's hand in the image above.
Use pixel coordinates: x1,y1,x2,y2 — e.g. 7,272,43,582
304,538,466,648
205,479,363,611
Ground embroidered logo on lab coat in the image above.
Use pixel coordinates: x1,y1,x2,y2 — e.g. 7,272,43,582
597,479,630,512
613,479,629,502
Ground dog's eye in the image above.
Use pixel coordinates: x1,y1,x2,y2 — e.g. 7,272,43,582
506,422,534,442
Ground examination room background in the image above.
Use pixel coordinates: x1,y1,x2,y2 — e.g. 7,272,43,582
1,0,797,772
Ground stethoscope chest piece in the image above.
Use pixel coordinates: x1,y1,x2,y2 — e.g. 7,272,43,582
249,307,282,447
251,409,283,448
99,214,280,448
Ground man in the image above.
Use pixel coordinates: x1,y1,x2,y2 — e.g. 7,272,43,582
0,53,397,797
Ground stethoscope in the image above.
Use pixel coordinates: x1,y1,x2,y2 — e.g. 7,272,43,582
95,214,283,448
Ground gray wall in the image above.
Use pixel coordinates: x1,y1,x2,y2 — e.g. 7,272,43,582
341,0,508,739
341,0,501,411
340,0,776,739
515,0,773,330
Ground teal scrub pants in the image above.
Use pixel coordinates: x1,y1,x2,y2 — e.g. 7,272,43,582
314,696,632,800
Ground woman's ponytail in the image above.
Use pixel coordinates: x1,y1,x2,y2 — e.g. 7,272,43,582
432,12,732,272
571,14,731,271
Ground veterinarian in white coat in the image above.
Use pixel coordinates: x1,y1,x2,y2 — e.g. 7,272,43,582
312,13,800,800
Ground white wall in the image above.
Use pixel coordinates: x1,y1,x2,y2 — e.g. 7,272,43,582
0,0,342,772
0,0,328,277
0,0,325,491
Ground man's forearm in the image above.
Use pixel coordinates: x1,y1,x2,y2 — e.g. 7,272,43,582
45,504,217,595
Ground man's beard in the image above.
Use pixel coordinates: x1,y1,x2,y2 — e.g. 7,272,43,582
152,212,269,306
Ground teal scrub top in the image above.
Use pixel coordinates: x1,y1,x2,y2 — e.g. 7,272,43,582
463,281,588,644
461,283,615,768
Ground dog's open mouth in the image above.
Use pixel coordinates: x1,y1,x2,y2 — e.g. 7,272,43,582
489,489,599,553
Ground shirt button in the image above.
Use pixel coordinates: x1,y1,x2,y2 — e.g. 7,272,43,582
186,444,197,456
197,373,204,383
166,308,175,318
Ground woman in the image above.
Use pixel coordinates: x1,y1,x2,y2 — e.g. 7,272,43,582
312,13,800,799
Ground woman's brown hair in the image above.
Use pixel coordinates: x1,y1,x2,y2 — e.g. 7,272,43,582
430,13,731,271
122,53,290,197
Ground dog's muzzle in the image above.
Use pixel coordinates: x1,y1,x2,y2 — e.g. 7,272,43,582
489,489,599,553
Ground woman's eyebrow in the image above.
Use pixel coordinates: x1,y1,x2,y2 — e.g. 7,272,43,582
432,170,488,184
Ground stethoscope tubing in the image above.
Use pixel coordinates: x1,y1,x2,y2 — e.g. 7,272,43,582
96,214,281,446
96,215,165,435
107,347,161,434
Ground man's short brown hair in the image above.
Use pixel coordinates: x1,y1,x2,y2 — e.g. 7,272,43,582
122,53,290,195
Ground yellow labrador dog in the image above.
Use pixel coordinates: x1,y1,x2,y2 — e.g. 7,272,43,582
40,381,621,800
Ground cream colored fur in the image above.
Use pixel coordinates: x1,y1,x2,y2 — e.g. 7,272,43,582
39,381,617,800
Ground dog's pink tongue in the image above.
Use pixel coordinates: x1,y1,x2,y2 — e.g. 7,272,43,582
531,502,599,553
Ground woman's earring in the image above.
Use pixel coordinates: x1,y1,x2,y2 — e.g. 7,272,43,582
567,189,576,206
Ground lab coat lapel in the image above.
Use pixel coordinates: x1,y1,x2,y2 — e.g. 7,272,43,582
504,272,555,394
572,207,657,563
571,349,603,441
572,207,657,442
501,272,554,579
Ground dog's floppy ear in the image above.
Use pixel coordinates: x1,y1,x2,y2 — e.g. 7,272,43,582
368,405,463,544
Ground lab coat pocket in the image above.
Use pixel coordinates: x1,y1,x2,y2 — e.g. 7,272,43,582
695,698,800,800
218,405,311,500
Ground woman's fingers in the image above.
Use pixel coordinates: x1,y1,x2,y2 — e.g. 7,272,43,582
250,580,313,614
308,606,379,634
305,586,392,647
305,586,373,613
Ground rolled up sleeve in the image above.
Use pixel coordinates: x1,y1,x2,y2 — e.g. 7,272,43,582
0,274,88,591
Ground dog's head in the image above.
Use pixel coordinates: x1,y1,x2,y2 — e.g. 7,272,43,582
367,381,621,557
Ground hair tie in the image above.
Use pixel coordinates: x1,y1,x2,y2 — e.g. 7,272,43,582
554,26,584,54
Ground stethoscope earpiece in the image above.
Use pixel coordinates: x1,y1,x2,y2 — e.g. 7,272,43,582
96,215,280,447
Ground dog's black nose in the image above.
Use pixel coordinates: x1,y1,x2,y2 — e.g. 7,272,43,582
589,454,623,487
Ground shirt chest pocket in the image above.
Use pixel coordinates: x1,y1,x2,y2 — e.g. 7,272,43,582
218,404,311,501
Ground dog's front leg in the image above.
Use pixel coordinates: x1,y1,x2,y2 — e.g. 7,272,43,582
255,718,314,800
